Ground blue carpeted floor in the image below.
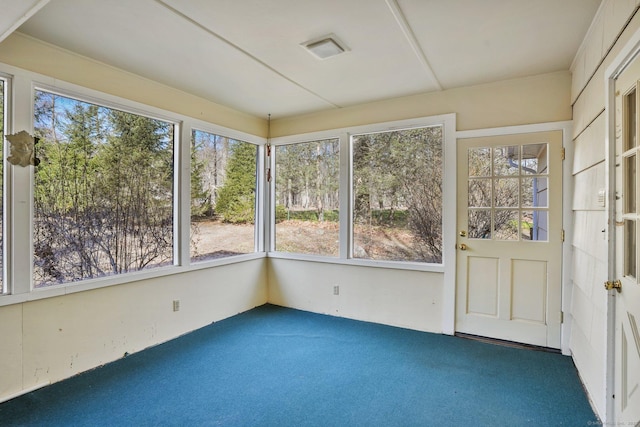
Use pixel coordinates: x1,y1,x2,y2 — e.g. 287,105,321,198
1,304,596,426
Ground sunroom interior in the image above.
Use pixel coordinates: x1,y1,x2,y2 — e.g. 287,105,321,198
0,0,639,424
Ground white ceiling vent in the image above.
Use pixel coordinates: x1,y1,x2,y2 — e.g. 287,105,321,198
302,35,348,59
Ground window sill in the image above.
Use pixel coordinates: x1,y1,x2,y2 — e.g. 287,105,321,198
267,252,444,273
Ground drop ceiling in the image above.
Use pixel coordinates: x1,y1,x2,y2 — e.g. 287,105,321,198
4,0,601,119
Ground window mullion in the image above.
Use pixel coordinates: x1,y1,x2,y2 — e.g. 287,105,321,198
11,75,34,295
177,122,190,267
339,132,350,259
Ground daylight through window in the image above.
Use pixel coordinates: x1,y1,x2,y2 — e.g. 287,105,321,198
274,139,340,256
190,130,257,262
352,126,443,263
33,90,175,287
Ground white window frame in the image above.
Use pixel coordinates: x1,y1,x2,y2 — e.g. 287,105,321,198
268,114,456,275
189,125,264,261
0,72,11,295
0,62,266,306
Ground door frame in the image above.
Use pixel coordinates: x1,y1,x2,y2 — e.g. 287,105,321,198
605,25,640,426
454,121,573,355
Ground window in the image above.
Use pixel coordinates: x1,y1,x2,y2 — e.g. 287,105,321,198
274,139,340,256
0,78,4,293
190,129,257,262
352,126,443,263
467,143,549,241
33,90,175,287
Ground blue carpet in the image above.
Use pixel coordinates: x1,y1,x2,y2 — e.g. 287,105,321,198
0,304,596,426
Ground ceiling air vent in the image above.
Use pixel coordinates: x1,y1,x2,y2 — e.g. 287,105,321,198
302,35,348,59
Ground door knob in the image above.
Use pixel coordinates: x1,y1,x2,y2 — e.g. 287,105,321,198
458,243,468,251
604,280,622,293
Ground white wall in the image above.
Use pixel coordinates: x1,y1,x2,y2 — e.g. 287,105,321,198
570,0,640,421
1,259,268,402
268,259,443,332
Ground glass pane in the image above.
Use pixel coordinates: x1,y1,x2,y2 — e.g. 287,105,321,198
0,79,3,293
522,210,548,241
275,139,340,257
468,209,491,239
33,90,175,287
494,178,519,208
494,210,519,241
625,155,636,214
190,130,257,262
522,177,548,208
626,88,637,151
625,219,636,279
493,146,519,175
521,143,548,174
468,179,491,208
468,147,491,177
352,126,443,263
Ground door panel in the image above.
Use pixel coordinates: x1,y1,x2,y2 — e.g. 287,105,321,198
456,131,563,348
613,55,640,425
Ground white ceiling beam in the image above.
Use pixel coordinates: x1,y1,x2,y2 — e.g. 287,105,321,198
385,0,443,91
0,0,50,44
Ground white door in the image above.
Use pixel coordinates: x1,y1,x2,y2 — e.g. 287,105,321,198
456,131,563,348
613,55,640,425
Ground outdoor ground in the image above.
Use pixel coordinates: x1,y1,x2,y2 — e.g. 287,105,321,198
191,219,428,262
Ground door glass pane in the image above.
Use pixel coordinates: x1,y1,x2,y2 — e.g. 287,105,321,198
468,179,491,207
625,155,636,214
625,219,636,279
493,146,519,175
520,143,548,174
494,210,519,241
468,147,491,177
522,177,548,208
494,178,519,208
522,210,548,241
468,209,491,239
625,88,637,151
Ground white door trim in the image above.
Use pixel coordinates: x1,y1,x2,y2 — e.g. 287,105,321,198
604,25,640,426
456,121,573,356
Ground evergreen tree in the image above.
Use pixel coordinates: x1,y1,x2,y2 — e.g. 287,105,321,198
215,141,256,223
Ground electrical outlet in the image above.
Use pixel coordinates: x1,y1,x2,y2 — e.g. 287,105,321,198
333,285,339,295
173,300,180,312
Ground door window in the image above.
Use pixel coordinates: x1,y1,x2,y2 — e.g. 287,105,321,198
467,143,549,241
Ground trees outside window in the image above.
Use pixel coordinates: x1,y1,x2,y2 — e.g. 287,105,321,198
274,139,339,256
190,130,257,262
33,90,175,287
352,126,443,263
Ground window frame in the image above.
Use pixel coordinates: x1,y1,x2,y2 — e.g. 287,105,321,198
0,73,11,295
0,63,266,306
271,135,342,257
189,126,263,263
268,114,456,274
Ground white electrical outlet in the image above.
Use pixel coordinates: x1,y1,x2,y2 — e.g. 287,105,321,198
333,285,339,295
173,300,180,312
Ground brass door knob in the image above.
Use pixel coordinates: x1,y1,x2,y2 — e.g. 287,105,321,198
458,243,468,251
604,280,622,293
